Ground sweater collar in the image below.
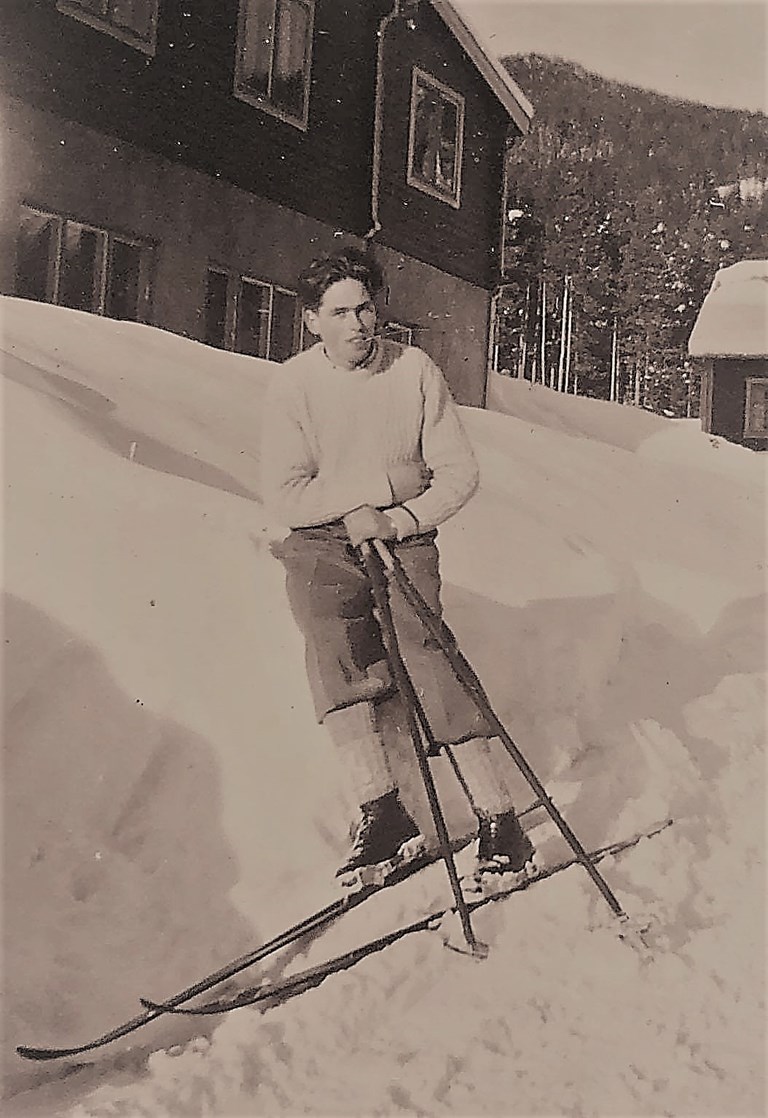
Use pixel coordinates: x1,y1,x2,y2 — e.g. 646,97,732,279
321,338,381,375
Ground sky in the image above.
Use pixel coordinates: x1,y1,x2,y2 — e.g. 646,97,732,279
454,0,768,112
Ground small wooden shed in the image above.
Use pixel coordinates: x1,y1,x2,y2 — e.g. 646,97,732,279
688,260,768,449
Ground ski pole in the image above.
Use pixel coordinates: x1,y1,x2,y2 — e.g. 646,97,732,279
360,542,487,958
371,538,626,920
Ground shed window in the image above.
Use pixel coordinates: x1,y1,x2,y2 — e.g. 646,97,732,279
56,0,158,54
15,205,152,322
204,269,300,361
234,0,314,129
407,68,464,208
744,377,768,437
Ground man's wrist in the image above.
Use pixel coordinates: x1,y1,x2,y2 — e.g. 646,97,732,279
383,505,420,540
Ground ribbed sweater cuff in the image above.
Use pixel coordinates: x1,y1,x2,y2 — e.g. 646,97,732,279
384,505,421,540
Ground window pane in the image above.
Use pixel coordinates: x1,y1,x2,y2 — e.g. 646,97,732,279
747,382,768,434
436,99,458,191
109,0,154,40
16,210,57,302
239,0,275,99
204,270,229,348
106,237,142,321
269,289,297,360
59,222,101,312
236,279,270,357
413,83,442,186
410,74,462,201
273,0,310,118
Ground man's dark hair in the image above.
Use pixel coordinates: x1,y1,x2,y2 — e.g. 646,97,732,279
297,246,384,311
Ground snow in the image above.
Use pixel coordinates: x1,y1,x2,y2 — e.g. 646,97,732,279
687,258,768,357
3,299,766,1117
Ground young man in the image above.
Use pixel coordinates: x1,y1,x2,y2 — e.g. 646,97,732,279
261,246,534,886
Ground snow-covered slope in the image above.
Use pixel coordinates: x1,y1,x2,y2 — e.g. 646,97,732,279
3,300,765,1117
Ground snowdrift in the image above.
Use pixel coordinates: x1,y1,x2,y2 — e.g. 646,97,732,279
2,300,765,1117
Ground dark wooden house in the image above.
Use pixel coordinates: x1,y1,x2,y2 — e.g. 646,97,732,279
688,260,768,449
0,0,533,405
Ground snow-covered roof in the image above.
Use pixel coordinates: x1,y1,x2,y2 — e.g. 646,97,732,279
688,259,768,358
431,0,534,133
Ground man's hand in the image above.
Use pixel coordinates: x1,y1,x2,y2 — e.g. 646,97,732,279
388,462,431,503
343,506,398,547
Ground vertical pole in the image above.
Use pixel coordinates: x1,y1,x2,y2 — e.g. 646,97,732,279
539,279,547,387
564,276,573,394
520,282,530,379
557,274,568,392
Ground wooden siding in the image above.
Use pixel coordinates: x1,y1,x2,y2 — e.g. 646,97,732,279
1,0,376,233
710,357,768,447
1,1,519,290
374,3,512,290
2,99,492,401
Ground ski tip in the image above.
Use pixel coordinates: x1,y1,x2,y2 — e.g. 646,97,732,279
16,1045,75,1062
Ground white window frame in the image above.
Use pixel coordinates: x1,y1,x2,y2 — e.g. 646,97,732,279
267,282,303,360
204,268,300,360
17,206,65,305
234,275,272,357
203,266,236,349
16,204,152,320
233,0,315,131
381,322,414,346
406,67,465,210
744,376,768,438
56,0,159,56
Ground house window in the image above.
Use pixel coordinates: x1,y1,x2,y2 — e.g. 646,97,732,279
744,377,768,437
234,0,314,129
56,0,159,55
407,68,464,208
16,209,59,303
236,278,272,357
298,315,315,351
204,269,300,361
15,205,152,321
381,322,414,346
271,287,302,360
204,269,231,350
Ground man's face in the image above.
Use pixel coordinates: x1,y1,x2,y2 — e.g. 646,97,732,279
304,278,377,369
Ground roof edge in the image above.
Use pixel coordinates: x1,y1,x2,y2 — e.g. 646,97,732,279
429,0,534,133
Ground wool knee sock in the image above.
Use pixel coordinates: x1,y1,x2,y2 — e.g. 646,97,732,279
323,701,396,807
453,737,514,817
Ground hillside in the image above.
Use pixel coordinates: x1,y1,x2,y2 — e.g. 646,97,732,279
3,301,766,1117
499,53,768,414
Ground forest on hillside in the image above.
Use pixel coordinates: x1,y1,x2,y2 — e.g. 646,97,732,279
497,54,768,416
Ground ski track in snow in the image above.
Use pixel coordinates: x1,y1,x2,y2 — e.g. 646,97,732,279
2,298,766,1117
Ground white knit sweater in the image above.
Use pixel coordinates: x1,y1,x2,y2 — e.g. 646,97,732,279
260,339,479,535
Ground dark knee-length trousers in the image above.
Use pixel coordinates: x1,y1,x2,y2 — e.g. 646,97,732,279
271,524,491,746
